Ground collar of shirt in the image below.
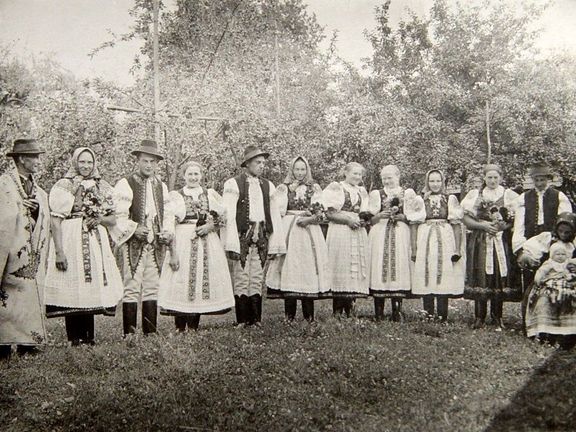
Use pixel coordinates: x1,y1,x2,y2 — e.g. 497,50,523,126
182,186,203,197
247,176,260,185
482,185,504,201
383,186,402,197
535,185,550,196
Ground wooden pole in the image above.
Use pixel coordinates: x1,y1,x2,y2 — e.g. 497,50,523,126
485,100,491,164
152,0,161,142
274,31,280,117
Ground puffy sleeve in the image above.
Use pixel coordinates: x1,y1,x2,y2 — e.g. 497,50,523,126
559,191,573,214
368,190,382,215
49,179,75,219
359,187,370,213
448,194,464,223
405,194,426,224
109,178,138,247
267,181,287,255
207,188,225,217
274,184,289,217
222,178,240,254
311,184,323,206
512,193,526,252
98,180,116,216
504,188,520,211
169,191,186,223
460,190,479,217
160,182,172,232
522,232,552,263
323,182,344,212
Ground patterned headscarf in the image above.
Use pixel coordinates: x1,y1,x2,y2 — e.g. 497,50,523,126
64,147,101,180
284,156,314,185
422,169,446,197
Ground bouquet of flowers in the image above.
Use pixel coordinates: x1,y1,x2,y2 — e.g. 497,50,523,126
81,187,114,231
308,201,325,222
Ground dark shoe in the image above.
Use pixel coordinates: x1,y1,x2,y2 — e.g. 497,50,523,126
437,297,449,322
234,296,244,325
0,345,11,360
332,298,343,317
343,299,353,318
16,345,40,356
175,315,187,332
65,315,83,342
142,300,158,334
249,295,262,325
475,300,488,321
374,298,385,321
284,298,297,321
423,296,435,316
302,299,315,322
391,299,405,322
123,302,138,336
187,314,201,331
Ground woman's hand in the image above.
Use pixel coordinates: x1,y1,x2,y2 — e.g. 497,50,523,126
517,251,539,269
378,209,392,220
347,218,362,230
196,222,214,237
55,250,68,271
482,221,499,236
391,213,407,223
169,253,180,271
296,216,316,227
85,215,102,230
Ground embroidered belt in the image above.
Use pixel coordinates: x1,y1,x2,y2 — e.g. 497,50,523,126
382,221,397,283
66,215,108,286
189,235,210,301
424,220,446,287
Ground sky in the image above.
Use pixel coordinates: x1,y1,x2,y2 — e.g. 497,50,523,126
1,0,575,86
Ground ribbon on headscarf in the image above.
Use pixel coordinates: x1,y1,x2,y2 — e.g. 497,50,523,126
424,221,445,287
485,232,508,277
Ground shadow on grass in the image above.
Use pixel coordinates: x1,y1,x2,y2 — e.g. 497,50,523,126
485,349,576,432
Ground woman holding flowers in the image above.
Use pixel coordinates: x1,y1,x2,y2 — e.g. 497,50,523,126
158,161,234,331
461,164,519,329
323,162,370,317
411,169,465,322
266,156,330,322
368,165,418,322
44,147,123,345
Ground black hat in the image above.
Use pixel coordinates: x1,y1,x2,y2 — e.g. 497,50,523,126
240,145,269,167
6,138,45,157
131,139,164,160
529,163,552,178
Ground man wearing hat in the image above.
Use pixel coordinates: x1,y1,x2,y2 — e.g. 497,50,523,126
111,139,173,336
222,145,285,326
0,138,51,360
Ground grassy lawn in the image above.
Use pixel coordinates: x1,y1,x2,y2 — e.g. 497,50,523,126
1,298,573,432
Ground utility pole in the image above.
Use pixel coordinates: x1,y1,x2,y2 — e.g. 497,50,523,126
153,0,161,142
485,100,491,164
274,30,280,117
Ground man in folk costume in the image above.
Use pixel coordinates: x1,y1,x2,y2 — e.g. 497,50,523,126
513,163,573,289
111,140,172,336
0,138,51,360
223,146,285,326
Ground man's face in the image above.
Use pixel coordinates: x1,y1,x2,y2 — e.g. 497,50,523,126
533,175,549,191
246,156,266,177
17,154,41,174
137,154,159,178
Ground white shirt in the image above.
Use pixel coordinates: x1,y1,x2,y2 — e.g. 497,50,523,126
247,176,265,222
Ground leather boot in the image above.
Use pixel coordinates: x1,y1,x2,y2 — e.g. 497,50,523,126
491,299,505,330
343,299,353,317
473,300,487,329
332,298,343,316
249,294,262,325
187,314,201,331
423,296,435,316
142,300,158,335
65,315,82,345
437,297,449,322
0,345,12,360
302,299,315,322
234,296,245,325
284,298,297,321
82,314,95,345
391,299,404,322
175,315,187,332
374,298,385,321
123,302,138,336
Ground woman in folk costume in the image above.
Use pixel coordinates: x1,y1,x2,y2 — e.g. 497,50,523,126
368,165,419,322
323,162,370,317
158,161,234,331
0,138,51,360
44,147,123,346
518,212,576,350
266,156,330,322
411,169,465,322
461,164,519,330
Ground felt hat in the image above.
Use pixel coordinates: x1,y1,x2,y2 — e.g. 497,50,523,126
240,145,269,167
131,139,164,160
529,163,552,178
6,138,45,157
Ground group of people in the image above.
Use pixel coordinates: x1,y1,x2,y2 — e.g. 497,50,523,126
1,137,576,360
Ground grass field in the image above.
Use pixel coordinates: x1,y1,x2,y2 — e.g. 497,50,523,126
1,298,574,432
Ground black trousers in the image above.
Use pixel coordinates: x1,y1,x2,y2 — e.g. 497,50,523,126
65,314,95,344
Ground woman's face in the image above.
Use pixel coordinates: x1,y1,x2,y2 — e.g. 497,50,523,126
428,172,443,193
484,170,501,189
184,165,202,187
557,223,574,242
293,160,308,182
77,151,95,178
381,170,399,188
346,167,363,186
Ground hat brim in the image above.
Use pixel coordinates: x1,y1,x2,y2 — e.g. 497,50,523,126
6,150,45,157
241,151,270,167
131,149,164,161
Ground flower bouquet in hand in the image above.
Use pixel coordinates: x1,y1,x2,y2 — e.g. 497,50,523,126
81,187,113,231
308,201,325,223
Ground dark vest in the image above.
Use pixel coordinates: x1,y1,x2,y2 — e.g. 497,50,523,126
524,188,560,239
178,187,209,221
234,173,273,235
126,173,165,227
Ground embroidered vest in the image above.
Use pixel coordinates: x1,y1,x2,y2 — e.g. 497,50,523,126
424,194,449,220
234,174,273,235
286,184,314,211
179,187,209,221
126,173,165,227
524,188,560,238
378,189,404,214
342,187,362,213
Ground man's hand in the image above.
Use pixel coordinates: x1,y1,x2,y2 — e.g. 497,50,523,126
134,224,149,241
22,198,39,212
157,231,173,245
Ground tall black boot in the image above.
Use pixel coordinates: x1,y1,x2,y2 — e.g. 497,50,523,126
82,314,95,345
123,302,138,336
490,299,505,329
473,300,487,329
437,297,449,322
423,296,435,316
249,294,262,325
142,300,158,334
234,296,245,325
0,345,11,360
175,315,187,332
374,298,385,321
343,299,353,317
187,314,201,331
332,298,343,316
391,299,404,322
284,299,297,321
65,315,83,345
302,299,315,322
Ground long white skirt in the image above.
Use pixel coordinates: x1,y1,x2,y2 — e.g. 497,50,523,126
159,224,234,314
368,219,412,296
266,213,330,297
412,221,465,296
326,218,369,297
44,219,123,312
